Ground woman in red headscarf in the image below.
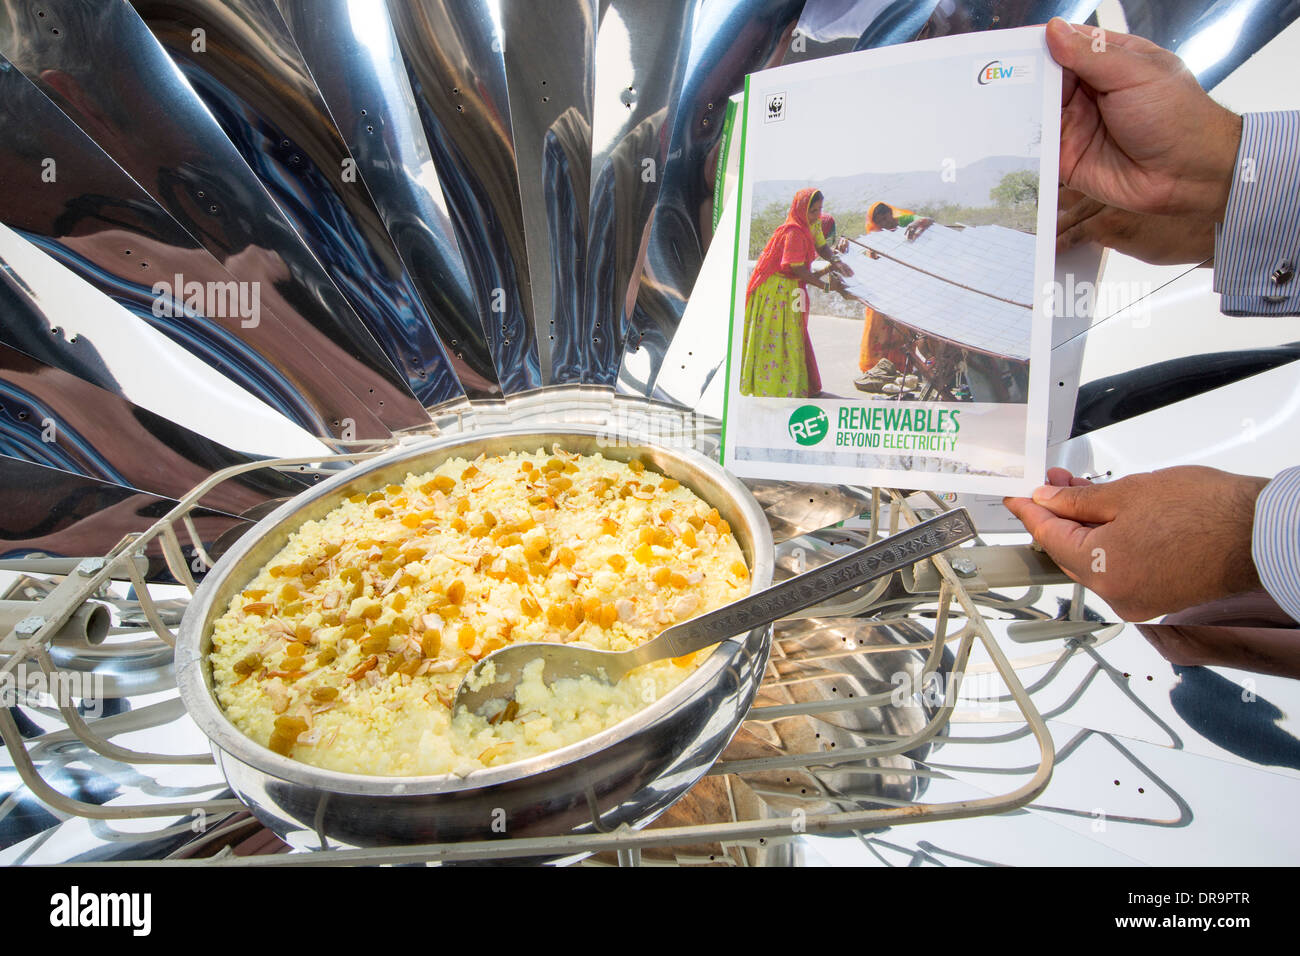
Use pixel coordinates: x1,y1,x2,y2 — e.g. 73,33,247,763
740,188,847,397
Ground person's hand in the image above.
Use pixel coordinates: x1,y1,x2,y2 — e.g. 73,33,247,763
833,236,849,254
1046,18,1242,221
1056,186,1215,265
832,259,855,277
905,217,933,241
1003,465,1269,621
826,272,848,294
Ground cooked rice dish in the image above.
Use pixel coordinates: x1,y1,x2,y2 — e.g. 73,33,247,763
208,447,750,776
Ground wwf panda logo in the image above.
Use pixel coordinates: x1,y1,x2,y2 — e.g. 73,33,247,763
765,92,786,123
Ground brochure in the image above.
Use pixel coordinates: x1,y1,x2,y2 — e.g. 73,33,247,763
720,27,1061,497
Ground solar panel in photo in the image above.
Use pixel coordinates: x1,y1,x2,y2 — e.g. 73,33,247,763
839,248,1031,360
857,222,1036,307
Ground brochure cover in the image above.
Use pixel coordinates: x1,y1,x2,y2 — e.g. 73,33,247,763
720,27,1061,497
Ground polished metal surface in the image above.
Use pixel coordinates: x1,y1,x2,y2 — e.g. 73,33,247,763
784,0,885,62
744,616,949,810
0,224,334,461
745,478,876,542
501,0,596,384
1116,0,1298,90
616,0,806,396
0,60,391,441
176,425,774,848
0,454,247,582
570,0,695,386
130,0,473,410
272,0,502,403
0,0,428,435
385,0,542,394
917,0,1102,38
455,509,975,714
0,342,309,515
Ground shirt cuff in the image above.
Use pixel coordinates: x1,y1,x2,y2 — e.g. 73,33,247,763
1252,465,1300,624
1213,111,1300,316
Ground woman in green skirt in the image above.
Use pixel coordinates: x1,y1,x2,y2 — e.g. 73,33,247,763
741,188,848,397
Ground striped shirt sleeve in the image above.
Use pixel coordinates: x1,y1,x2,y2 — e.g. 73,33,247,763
1214,111,1300,316
1252,465,1300,623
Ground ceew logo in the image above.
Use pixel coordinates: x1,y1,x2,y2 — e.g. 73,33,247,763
975,57,1033,86
788,405,829,446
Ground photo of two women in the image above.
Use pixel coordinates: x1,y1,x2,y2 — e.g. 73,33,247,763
739,188,943,400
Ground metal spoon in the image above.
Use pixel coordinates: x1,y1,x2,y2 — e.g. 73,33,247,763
453,508,976,715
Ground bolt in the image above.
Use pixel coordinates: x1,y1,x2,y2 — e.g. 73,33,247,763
951,557,978,577
14,616,45,635
76,557,106,576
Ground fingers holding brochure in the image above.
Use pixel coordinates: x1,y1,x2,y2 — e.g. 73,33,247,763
1045,17,1242,222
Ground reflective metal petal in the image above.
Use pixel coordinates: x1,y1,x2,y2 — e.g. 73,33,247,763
128,0,474,409
271,0,504,403
0,224,334,461
916,0,1102,38
0,59,392,441
0,454,247,583
500,0,597,384
572,0,695,386
0,342,310,515
616,0,806,397
748,479,875,543
385,0,543,394
0,1,429,434
1118,0,1297,90
850,0,944,51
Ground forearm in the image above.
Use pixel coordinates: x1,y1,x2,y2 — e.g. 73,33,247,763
788,264,828,288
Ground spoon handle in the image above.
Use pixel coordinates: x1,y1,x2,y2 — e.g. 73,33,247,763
643,509,977,663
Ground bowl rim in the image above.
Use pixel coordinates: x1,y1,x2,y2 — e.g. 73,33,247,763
176,424,775,796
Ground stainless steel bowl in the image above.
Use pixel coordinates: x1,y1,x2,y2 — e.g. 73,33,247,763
176,425,775,851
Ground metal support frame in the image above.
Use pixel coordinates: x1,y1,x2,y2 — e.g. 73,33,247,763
2,445,1055,864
